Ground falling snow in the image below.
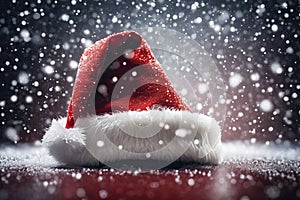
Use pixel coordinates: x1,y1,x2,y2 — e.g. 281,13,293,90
175,129,189,138
42,65,54,75
18,72,29,85
0,0,297,148
229,73,243,88
5,127,19,142
259,99,274,113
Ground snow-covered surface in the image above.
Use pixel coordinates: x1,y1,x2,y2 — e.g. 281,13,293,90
222,141,300,161
1,141,299,168
0,144,59,167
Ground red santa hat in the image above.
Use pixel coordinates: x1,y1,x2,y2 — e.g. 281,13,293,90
42,31,222,167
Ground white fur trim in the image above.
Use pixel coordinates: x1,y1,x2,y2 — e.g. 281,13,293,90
42,109,222,166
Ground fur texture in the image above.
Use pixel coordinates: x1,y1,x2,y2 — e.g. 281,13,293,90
42,109,222,166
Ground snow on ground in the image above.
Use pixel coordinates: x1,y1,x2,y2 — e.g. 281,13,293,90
0,143,58,167
222,141,300,161
1,141,299,168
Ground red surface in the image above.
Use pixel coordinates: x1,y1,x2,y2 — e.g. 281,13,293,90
1,160,300,200
66,31,190,129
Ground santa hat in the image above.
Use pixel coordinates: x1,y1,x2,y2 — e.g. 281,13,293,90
42,31,222,167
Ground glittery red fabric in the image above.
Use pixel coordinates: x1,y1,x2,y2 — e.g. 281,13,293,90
66,31,190,129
